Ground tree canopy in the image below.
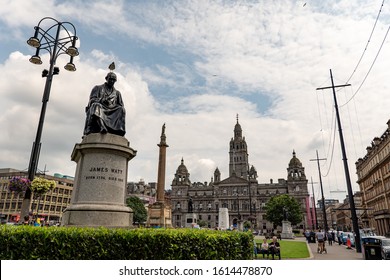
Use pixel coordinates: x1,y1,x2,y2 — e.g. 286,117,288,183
264,194,302,227
126,196,147,224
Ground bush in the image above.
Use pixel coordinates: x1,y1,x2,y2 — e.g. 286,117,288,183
0,226,253,260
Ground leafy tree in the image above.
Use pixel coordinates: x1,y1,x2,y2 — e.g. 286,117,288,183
264,194,302,227
243,220,252,229
126,196,147,224
197,220,208,228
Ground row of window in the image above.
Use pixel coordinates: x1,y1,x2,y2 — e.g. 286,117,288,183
0,185,72,196
0,202,66,213
175,201,266,211
174,214,266,223
0,191,72,200
180,189,286,197
230,143,246,150
358,145,390,179
364,186,388,203
359,162,390,186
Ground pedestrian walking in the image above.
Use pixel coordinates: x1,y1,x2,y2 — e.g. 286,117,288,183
316,229,327,254
338,231,343,245
305,230,310,242
327,231,333,246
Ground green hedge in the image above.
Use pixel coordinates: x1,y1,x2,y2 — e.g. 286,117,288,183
0,226,253,260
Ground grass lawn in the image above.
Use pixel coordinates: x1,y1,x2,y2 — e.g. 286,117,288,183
254,239,310,260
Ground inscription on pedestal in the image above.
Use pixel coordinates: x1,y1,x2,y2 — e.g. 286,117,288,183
85,167,124,182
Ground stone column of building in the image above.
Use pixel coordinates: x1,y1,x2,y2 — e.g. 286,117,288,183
157,123,168,202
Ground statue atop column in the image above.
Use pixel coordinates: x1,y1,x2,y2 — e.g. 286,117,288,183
84,68,126,136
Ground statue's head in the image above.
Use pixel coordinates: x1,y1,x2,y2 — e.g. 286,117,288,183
105,72,117,81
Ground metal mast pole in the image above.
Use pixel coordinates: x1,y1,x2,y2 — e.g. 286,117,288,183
316,69,361,253
310,177,318,229
310,151,328,232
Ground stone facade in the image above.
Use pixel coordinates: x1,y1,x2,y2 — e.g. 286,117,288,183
0,168,73,224
170,118,311,231
356,119,390,236
126,180,157,206
331,193,363,232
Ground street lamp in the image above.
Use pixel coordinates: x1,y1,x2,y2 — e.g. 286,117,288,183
20,17,79,219
235,192,241,220
247,169,257,228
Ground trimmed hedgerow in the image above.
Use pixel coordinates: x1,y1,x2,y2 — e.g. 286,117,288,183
0,226,253,260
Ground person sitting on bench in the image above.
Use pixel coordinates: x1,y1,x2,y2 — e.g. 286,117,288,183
259,238,270,258
269,236,281,260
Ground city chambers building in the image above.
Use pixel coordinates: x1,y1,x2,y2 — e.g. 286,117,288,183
170,118,312,231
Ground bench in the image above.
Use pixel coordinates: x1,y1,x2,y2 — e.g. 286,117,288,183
269,246,281,260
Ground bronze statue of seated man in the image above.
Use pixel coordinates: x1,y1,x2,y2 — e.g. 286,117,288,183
84,72,126,136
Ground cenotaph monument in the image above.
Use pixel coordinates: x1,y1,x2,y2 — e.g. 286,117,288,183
62,68,136,227
147,124,172,227
218,208,229,230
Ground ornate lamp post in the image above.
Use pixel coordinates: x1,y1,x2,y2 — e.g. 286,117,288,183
235,192,241,227
20,17,79,219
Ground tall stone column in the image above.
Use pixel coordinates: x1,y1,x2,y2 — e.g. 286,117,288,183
147,124,172,227
157,123,168,202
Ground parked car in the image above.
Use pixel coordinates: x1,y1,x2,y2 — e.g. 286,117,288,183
381,238,390,260
360,228,376,237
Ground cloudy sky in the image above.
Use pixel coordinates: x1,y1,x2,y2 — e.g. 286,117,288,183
1,0,390,203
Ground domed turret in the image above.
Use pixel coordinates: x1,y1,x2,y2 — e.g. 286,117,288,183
234,116,243,140
172,158,191,186
289,150,302,168
287,150,306,180
177,158,188,174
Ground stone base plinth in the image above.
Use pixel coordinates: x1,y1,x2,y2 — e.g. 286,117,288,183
62,133,136,228
184,213,198,228
147,202,172,228
281,220,294,239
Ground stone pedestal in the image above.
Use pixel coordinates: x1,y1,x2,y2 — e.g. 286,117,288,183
218,208,229,230
62,133,136,227
147,202,172,228
281,220,294,239
185,213,197,228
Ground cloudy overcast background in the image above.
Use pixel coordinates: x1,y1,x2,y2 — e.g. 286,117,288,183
1,0,390,203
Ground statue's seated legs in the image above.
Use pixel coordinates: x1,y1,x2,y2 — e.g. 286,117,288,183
98,117,107,134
